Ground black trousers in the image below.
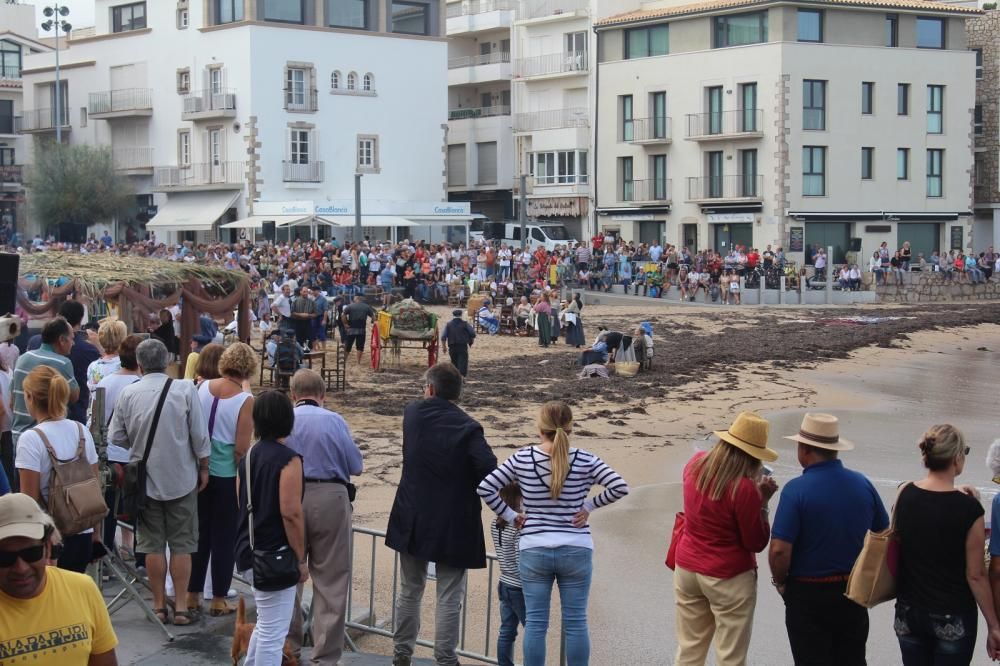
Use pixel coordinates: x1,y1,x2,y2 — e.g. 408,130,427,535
785,578,869,666
188,475,238,597
1,431,16,492
449,344,469,377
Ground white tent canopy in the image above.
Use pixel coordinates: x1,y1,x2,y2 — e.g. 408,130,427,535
317,215,417,227
219,214,310,230
145,191,240,232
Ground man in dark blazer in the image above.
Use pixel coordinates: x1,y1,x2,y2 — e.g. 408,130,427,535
386,362,497,666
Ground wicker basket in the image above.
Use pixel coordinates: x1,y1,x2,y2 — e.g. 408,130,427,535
617,361,640,377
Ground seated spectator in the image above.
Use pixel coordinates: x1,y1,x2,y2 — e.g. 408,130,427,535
848,264,862,291
728,269,742,305
514,297,532,330
579,332,609,366
940,251,954,280
477,300,500,335
966,254,985,284
577,267,589,290
838,266,851,290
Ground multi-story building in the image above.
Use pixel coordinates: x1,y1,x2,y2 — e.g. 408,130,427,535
0,2,51,239
19,0,470,244
595,0,979,267
968,8,1000,253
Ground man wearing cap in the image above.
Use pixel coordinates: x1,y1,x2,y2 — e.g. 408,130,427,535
0,493,118,665
768,413,888,666
440,309,476,377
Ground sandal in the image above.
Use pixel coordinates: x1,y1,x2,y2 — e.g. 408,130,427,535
172,610,197,626
151,608,169,624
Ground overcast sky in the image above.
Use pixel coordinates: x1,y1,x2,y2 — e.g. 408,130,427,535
31,1,96,37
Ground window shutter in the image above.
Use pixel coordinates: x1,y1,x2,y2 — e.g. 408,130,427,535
309,129,317,164
284,127,292,162
476,142,497,185
447,145,466,186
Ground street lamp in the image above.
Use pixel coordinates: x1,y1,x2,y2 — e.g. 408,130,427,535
40,4,71,143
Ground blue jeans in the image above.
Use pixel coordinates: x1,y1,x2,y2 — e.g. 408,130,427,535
497,581,526,666
895,600,977,665
519,546,593,666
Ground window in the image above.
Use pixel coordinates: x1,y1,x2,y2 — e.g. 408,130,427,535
651,91,667,139
0,147,14,165
803,80,826,130
975,153,985,186
620,95,633,141
886,14,898,47
625,24,668,59
112,2,146,33
531,150,589,185
897,83,909,115
797,9,823,42
916,17,944,49
357,135,379,172
391,1,429,36
803,146,826,196
975,104,984,135
447,144,466,186
0,41,20,79
477,141,497,185
178,130,191,167
0,100,14,134
651,154,667,199
286,68,306,108
619,156,634,200
927,85,943,134
740,149,758,196
861,147,874,180
363,73,373,92
331,71,341,89
707,86,723,134
328,0,368,29
927,148,943,197
741,82,757,131
861,82,874,115
347,72,357,90
177,8,189,29
209,67,224,94
707,151,723,197
897,148,909,180
290,129,310,164
974,48,983,80
177,69,190,94
264,0,304,23
216,0,243,23
713,12,767,48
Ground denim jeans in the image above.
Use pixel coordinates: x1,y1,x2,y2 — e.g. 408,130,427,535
519,546,593,666
497,581,526,666
894,600,977,666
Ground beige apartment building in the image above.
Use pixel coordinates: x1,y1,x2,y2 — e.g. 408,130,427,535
595,0,979,268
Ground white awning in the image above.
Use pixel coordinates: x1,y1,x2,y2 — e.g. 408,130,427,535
317,215,417,227
145,191,241,232
219,214,310,230
405,215,474,224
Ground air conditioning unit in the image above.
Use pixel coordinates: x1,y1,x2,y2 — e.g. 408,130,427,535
183,96,204,113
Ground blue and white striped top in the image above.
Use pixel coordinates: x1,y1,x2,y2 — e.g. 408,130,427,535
478,446,629,551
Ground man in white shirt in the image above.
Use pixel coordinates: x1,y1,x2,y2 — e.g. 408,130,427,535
271,284,293,334
848,265,862,291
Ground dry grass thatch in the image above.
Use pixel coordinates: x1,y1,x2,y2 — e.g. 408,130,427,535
18,252,247,297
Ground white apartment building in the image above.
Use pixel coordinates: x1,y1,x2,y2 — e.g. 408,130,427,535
0,2,51,239
595,0,979,267
19,0,470,245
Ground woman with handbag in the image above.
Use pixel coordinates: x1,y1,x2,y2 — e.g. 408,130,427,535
671,411,778,666
893,424,1000,664
235,390,307,666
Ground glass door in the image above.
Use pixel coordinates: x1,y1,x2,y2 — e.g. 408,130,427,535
707,86,723,135
565,31,586,70
707,151,723,198
209,128,223,182
652,92,667,139
740,149,757,197
652,154,667,200
740,82,757,132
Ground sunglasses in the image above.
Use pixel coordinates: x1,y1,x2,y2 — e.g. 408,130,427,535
0,544,46,568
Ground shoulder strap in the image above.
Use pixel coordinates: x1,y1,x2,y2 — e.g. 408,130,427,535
142,379,174,466
245,445,255,551
34,426,61,462
889,481,912,529
207,394,221,440
75,422,85,458
106,376,141,427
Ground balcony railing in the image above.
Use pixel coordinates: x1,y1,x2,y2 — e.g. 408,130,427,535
448,51,511,69
686,109,764,139
88,88,153,116
113,146,153,171
686,175,764,201
0,116,20,135
153,161,245,189
514,51,587,78
18,108,70,132
0,166,23,185
0,64,20,80
619,178,672,203
448,105,510,120
447,0,516,18
516,0,588,20
513,106,588,132
284,88,318,113
181,89,237,119
621,117,672,143
282,161,324,182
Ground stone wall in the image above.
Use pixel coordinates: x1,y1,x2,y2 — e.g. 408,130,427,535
968,12,1000,205
875,272,1000,303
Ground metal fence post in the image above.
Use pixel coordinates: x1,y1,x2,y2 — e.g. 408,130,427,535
779,276,786,305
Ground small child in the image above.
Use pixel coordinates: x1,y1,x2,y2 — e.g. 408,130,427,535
492,482,525,666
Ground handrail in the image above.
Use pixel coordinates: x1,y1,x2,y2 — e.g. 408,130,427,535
449,52,511,69
88,88,153,114
448,105,510,120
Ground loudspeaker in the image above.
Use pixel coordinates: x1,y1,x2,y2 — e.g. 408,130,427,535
0,253,18,316
262,221,276,242
849,238,862,252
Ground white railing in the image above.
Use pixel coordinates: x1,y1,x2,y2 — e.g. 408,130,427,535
448,51,511,69
88,88,153,115
113,146,153,171
514,51,587,78
282,161,324,182
18,108,70,132
516,0,588,20
447,0,516,18
181,89,237,117
513,107,588,132
154,161,245,188
449,105,511,120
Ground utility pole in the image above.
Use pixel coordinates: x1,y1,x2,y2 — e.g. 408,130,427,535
354,173,362,244
41,4,71,143
519,174,527,251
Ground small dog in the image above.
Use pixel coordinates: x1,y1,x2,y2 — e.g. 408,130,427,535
231,595,298,666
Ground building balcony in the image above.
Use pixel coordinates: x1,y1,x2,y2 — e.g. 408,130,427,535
284,89,318,113
0,165,23,189
0,116,20,136
685,175,764,203
447,0,515,34
514,175,589,196
153,161,245,192
283,161,324,183
448,52,511,85
516,0,588,21
514,51,587,79
448,105,510,121
113,146,154,175
18,108,70,133
619,178,672,204
514,107,588,132
622,117,672,145
181,89,237,121
685,110,764,141
0,64,21,86
447,0,516,18
88,88,153,119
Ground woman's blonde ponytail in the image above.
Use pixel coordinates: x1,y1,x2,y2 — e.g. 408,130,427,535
538,401,574,499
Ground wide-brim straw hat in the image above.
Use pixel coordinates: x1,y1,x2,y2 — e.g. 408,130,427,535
713,411,778,462
783,413,854,451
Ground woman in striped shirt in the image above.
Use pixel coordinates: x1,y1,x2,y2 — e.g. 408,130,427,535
478,401,630,666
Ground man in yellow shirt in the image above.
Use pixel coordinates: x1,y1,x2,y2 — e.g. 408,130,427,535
0,493,118,665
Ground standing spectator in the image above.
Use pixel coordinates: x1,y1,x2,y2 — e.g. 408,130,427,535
271,283,293,334
477,401,629,666
386,363,497,666
285,369,364,664
291,287,317,349
110,338,210,627
894,425,1000,664
900,241,912,271
59,300,101,425
491,482,525,666
234,390,307,666
768,414,888,666
11,317,79,449
0,350,13,494
814,249,827,282
440,309,476,377
86,318,127,393
672,412,778,666
341,294,376,366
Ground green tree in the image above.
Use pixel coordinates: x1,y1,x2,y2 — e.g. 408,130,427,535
27,142,134,242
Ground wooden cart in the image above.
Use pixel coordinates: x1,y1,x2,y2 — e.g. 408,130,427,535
370,309,439,371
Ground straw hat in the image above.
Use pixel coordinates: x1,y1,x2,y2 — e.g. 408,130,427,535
713,411,778,462
783,413,854,451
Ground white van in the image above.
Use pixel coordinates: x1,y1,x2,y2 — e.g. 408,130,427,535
477,221,575,252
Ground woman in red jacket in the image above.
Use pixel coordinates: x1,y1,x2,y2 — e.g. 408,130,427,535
673,411,779,666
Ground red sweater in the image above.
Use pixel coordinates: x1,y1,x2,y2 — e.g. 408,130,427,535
675,451,770,579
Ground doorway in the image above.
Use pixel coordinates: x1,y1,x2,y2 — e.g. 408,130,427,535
682,223,698,252
638,220,664,245
897,222,940,261
713,223,753,252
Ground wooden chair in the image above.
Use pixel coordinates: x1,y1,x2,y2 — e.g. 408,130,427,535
258,345,275,388
447,283,466,308
499,305,516,335
321,343,347,392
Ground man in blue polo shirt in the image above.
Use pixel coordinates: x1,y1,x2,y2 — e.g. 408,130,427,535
768,413,888,666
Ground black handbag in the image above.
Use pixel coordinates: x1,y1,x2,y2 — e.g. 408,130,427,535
118,379,173,522
245,444,300,591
